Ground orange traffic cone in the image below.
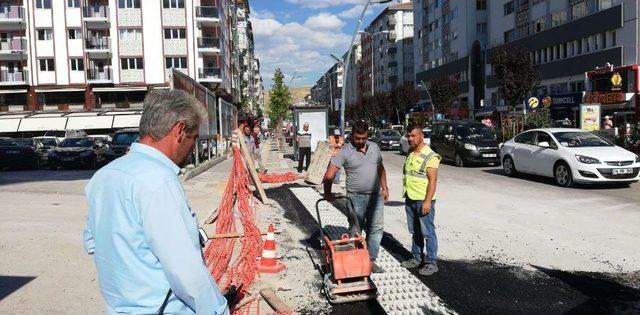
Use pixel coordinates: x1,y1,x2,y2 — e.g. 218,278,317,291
257,224,285,274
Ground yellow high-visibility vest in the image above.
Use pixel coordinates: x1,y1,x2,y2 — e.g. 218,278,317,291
403,145,441,201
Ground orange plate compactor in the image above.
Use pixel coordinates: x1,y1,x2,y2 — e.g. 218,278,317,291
315,197,377,303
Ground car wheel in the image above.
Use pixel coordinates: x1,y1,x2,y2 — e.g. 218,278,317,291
554,162,574,187
454,153,465,167
503,156,517,177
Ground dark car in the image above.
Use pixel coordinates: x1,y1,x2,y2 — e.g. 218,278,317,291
371,129,402,150
110,128,139,158
431,120,500,167
49,138,114,170
0,137,42,170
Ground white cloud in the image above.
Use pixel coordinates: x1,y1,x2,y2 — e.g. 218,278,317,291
337,4,377,19
251,8,275,19
285,0,362,9
251,16,352,87
304,13,345,30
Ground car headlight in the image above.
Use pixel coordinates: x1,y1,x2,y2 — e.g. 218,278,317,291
498,142,503,150
464,143,477,151
575,155,600,164
80,151,93,157
381,140,389,144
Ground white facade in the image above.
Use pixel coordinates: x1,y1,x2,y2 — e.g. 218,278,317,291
0,0,238,111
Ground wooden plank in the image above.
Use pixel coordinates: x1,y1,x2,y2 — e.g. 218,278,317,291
304,140,332,185
234,129,268,203
259,288,293,314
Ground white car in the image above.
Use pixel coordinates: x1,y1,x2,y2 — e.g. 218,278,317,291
399,128,431,155
500,128,640,187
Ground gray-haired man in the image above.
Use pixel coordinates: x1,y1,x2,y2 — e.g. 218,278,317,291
83,90,229,314
297,122,312,172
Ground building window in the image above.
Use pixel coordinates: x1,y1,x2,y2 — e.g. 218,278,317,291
550,83,568,94
39,59,55,71
164,28,186,39
611,30,616,46
36,0,51,9
119,0,141,9
37,29,53,41
67,0,80,8
70,58,84,71
476,0,487,10
163,0,184,9
68,29,81,40
552,10,567,27
599,0,613,10
534,17,546,33
503,29,515,43
121,57,143,70
570,1,589,20
570,81,585,92
532,0,544,5
476,22,487,34
165,57,187,69
504,1,514,15
119,29,142,40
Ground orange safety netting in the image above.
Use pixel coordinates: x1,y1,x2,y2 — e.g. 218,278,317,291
257,171,300,183
203,146,263,314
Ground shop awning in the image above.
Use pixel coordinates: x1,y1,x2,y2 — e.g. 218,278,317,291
93,87,149,92
17,117,67,131
0,118,20,132
0,89,27,94
34,88,85,93
112,114,141,128
66,116,114,130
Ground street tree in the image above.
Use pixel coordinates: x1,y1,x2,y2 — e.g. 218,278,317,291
391,83,419,125
268,68,292,148
491,46,541,135
526,107,554,129
427,76,459,117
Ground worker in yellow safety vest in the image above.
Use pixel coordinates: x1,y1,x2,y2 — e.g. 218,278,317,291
401,123,441,276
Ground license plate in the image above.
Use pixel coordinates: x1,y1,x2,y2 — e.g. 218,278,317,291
482,153,497,158
612,168,633,175
61,157,74,161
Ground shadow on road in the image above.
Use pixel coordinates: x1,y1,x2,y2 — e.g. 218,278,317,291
481,169,634,190
0,275,36,301
0,170,96,186
384,201,405,207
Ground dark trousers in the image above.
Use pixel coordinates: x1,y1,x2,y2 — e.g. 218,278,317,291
298,147,311,172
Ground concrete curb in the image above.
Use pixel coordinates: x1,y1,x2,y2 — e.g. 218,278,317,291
180,155,228,183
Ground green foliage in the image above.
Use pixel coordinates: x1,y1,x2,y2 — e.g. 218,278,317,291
427,76,459,115
526,107,553,129
491,46,541,108
267,68,292,125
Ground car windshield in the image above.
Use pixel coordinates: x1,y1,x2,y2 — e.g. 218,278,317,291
455,125,496,140
15,139,34,146
60,138,93,148
112,132,139,144
380,130,400,137
44,130,66,137
38,138,58,147
0,138,17,146
552,132,613,147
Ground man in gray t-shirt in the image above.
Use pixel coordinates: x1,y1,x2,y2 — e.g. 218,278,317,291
323,121,389,272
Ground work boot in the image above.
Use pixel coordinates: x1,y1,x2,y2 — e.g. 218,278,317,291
401,258,421,269
418,263,438,276
371,261,385,273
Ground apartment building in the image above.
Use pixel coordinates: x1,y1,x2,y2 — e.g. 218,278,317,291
414,0,639,124
235,0,262,115
361,1,414,97
310,61,343,110
0,0,241,112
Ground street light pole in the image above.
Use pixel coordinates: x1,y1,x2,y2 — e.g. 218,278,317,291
339,0,392,135
418,80,436,123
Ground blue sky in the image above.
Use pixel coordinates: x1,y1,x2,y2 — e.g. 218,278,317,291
249,0,389,88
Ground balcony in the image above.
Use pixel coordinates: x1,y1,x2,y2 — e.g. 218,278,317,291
0,6,24,25
387,46,397,54
388,61,398,68
197,37,221,54
388,31,397,41
83,6,110,28
85,37,111,56
0,69,27,85
87,68,112,83
198,67,222,83
0,38,27,59
388,15,396,26
195,6,219,26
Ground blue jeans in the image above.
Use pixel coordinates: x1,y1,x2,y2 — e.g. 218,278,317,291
346,192,384,261
405,199,437,265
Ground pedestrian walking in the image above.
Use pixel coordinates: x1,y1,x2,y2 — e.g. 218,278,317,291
83,90,229,314
297,122,312,172
604,115,613,129
401,123,442,276
323,120,389,273
243,124,265,173
328,129,345,183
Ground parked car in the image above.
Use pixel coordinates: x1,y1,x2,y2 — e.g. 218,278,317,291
370,129,402,151
500,128,640,187
399,128,431,155
391,124,405,134
431,120,500,167
110,128,140,158
33,136,61,165
87,134,113,144
0,137,42,170
44,129,87,141
49,137,115,170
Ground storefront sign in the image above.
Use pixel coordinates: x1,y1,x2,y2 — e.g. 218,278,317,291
611,72,623,91
580,104,601,131
537,93,583,108
583,92,626,104
527,97,539,109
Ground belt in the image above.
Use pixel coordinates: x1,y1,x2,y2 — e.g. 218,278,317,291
346,191,379,195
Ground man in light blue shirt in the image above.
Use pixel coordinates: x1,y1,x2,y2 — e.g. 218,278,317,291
83,90,229,314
